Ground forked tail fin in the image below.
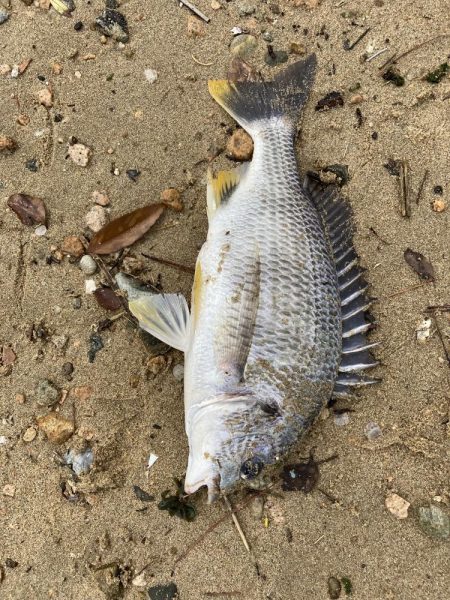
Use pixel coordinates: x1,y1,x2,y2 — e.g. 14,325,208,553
208,54,317,136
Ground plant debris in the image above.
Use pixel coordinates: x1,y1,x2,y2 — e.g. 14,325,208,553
281,449,337,492
88,204,165,255
95,8,129,42
315,91,344,111
404,248,435,281
0,135,17,152
133,485,155,502
93,287,122,311
50,0,75,16
382,67,405,87
227,57,258,82
7,193,47,226
88,332,104,363
328,576,342,599
425,62,449,84
384,159,401,177
322,164,349,186
341,577,352,596
158,478,196,522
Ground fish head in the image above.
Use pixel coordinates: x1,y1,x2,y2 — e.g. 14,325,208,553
184,395,298,502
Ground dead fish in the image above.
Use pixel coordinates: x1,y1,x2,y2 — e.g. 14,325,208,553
117,56,379,502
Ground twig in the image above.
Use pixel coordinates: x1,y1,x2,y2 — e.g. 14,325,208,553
380,33,450,70
379,53,397,70
415,169,429,205
223,495,251,553
425,304,450,313
382,282,428,300
366,47,389,62
399,160,410,217
142,253,195,274
369,227,390,245
344,27,371,51
313,534,325,545
192,54,214,66
179,0,210,23
430,312,450,368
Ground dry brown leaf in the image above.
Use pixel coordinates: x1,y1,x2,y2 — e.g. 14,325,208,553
7,193,47,226
88,203,164,254
404,248,435,281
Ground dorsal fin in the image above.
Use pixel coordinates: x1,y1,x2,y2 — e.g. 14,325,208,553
303,174,380,401
207,165,248,221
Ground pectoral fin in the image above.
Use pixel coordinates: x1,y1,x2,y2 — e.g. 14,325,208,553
214,253,260,383
129,293,190,352
207,164,248,221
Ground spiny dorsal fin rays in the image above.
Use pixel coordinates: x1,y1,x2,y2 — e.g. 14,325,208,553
206,164,248,221
129,293,190,352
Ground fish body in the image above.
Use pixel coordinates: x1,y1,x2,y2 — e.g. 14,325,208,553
122,56,379,501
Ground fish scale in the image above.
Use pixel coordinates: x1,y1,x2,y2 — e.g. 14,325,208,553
120,55,379,502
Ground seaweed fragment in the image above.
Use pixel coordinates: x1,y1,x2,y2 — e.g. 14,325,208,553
382,67,405,87
425,62,449,84
158,478,197,522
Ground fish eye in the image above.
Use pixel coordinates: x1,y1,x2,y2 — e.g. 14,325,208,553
240,457,264,480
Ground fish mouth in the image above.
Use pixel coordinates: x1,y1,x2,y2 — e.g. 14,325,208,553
184,474,221,504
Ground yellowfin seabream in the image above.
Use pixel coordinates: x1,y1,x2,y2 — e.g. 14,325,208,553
117,56,379,502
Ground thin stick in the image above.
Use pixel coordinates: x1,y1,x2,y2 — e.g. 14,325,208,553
223,495,251,553
399,160,410,217
179,0,210,23
415,169,429,205
366,47,389,62
142,252,195,274
192,54,214,66
379,53,397,70
345,27,371,51
431,314,450,368
425,304,450,312
383,282,427,300
380,33,450,70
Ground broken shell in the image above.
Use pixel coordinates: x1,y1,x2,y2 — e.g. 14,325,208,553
0,135,17,152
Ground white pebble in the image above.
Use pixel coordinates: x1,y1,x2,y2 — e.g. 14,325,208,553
34,225,47,236
68,142,92,167
85,279,97,294
333,411,350,427
85,205,107,232
172,364,184,381
79,255,97,275
365,421,382,440
10,65,19,78
144,68,158,84
0,436,8,445
147,453,158,470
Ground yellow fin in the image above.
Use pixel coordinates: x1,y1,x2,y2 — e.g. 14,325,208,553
192,260,203,325
206,166,245,221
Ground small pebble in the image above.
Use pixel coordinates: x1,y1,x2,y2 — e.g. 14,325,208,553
327,576,342,600
126,169,141,182
25,158,39,172
147,583,178,600
85,205,107,232
364,421,382,440
418,504,449,540
333,411,350,426
0,64,11,75
79,255,97,275
15,393,26,404
211,0,222,9
2,484,15,497
0,135,17,152
68,142,92,167
4,558,18,568
385,492,410,519
74,21,83,31
226,128,254,161
72,296,82,309
88,333,104,362
36,379,60,405
52,334,68,350
95,8,129,42
0,8,10,25
432,198,446,213
23,427,37,442
34,224,47,237
62,362,74,379
433,185,443,195
289,41,306,55
37,412,75,444
144,68,158,84
147,355,167,376
65,447,94,475
161,188,183,212
0,435,8,445
416,317,433,343
37,88,53,108
230,34,258,59
238,2,255,16
61,235,85,258
172,364,184,382
349,93,364,104
85,279,97,294
262,32,273,42
187,15,205,38
92,190,109,206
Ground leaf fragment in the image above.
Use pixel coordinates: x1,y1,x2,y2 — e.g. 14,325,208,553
7,193,47,226
404,248,435,281
88,203,165,255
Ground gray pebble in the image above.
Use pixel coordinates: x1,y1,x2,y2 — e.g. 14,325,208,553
36,380,59,405
72,297,82,309
333,411,350,427
238,3,255,16
418,504,449,540
327,576,342,599
364,421,382,440
262,32,273,42
172,364,184,382
62,362,74,379
65,447,94,475
79,254,97,275
0,8,10,25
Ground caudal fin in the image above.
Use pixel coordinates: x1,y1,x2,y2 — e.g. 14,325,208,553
208,54,317,135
